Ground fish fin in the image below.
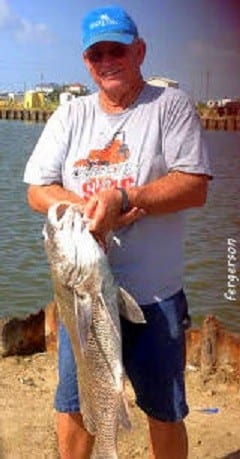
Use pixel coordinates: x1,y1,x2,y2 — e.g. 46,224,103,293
119,394,131,430
74,289,92,355
82,412,97,436
98,293,119,337
118,288,146,323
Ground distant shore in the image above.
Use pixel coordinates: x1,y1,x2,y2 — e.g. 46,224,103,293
1,106,240,131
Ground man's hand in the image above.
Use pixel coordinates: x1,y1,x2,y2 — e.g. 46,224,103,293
83,188,145,236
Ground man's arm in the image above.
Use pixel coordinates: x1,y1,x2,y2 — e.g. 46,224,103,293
84,171,209,233
27,184,85,214
127,171,209,214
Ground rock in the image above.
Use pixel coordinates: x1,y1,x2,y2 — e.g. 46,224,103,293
2,307,240,387
0,309,45,357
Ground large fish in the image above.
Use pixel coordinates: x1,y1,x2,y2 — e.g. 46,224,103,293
43,202,145,459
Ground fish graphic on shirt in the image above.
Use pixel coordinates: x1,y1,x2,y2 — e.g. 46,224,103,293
72,131,137,199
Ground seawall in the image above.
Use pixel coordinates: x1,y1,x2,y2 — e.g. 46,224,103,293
0,108,52,123
1,108,240,131
201,116,240,131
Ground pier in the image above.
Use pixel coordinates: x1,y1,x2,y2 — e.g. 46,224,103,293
201,116,240,131
0,107,240,131
0,108,52,123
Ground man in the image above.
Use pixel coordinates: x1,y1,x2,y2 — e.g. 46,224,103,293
24,5,211,459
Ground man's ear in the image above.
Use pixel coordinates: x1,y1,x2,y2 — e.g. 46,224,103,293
135,38,146,65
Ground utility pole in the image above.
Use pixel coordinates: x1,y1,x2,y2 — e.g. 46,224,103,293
200,71,204,102
40,72,44,91
206,70,210,101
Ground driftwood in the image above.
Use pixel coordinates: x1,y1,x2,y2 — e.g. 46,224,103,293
1,305,240,383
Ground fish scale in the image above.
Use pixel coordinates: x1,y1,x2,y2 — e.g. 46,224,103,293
43,202,146,458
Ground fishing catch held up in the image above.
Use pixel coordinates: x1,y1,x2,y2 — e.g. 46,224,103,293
43,202,146,458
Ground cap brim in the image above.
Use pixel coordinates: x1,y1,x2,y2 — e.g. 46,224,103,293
83,32,135,52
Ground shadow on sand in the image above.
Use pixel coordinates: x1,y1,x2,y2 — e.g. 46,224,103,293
222,451,240,459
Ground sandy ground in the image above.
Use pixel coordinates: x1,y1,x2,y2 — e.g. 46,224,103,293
0,352,240,459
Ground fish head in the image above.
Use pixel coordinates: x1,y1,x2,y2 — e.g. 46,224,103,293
43,202,104,289
43,202,111,355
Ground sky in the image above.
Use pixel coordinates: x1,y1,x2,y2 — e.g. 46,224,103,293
0,0,239,101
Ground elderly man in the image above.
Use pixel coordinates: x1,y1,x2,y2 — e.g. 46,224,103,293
24,5,211,459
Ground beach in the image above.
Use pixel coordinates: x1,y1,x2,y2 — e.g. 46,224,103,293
1,351,240,459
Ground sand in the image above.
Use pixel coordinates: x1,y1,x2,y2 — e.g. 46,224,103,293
0,352,240,459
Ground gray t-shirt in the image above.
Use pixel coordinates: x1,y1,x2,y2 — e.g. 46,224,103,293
24,83,211,304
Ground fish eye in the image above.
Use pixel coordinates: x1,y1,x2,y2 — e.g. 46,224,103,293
78,293,87,301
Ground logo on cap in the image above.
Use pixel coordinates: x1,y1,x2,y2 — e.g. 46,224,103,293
90,14,118,30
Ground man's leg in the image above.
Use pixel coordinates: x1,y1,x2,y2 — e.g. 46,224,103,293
56,412,94,459
121,290,190,459
148,417,188,459
55,323,94,458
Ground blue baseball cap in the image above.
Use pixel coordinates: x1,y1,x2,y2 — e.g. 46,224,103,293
81,5,138,52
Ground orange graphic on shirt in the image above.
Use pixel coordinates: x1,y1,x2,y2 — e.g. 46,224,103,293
82,176,135,198
73,131,130,168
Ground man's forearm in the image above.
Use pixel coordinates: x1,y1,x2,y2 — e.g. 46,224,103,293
127,171,209,215
27,184,85,214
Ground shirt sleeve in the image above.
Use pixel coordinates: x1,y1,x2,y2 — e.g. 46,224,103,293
161,89,212,177
23,104,71,185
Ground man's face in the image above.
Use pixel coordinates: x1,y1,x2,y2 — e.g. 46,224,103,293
83,39,145,94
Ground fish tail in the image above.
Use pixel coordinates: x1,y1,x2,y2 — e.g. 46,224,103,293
91,442,118,459
119,394,131,430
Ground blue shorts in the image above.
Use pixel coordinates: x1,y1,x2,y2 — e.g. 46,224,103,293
54,289,191,422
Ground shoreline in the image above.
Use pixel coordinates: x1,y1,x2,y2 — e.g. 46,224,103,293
1,306,240,383
0,107,240,131
1,310,240,458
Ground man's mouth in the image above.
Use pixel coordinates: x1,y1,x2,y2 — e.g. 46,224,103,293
101,69,122,78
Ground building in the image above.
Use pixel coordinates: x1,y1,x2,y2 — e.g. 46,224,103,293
35,83,59,94
147,76,179,89
64,83,89,96
59,92,75,105
8,92,24,103
217,100,240,117
23,91,45,109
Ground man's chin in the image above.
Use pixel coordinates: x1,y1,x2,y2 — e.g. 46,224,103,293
101,79,126,94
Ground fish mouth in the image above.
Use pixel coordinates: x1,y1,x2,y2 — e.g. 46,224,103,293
55,202,70,221
46,202,90,235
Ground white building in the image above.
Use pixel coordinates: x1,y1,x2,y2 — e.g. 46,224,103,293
218,98,232,107
147,76,179,89
35,83,59,94
59,92,74,105
65,83,89,96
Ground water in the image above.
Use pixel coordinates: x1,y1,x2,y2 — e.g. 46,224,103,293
0,120,52,317
0,120,239,331
185,132,239,331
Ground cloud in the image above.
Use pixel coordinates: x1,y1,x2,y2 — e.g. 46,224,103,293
0,0,11,27
0,0,53,43
15,18,53,43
